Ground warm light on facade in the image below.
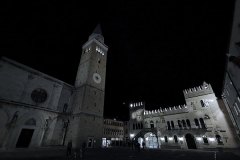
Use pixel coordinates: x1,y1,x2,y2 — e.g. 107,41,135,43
168,137,173,140
160,137,165,141
130,134,135,138
178,137,184,141
196,137,202,141
209,138,215,142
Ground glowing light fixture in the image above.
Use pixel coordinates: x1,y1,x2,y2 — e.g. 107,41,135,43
196,137,202,141
209,138,215,141
168,137,173,140
178,137,184,141
160,137,165,141
130,134,135,138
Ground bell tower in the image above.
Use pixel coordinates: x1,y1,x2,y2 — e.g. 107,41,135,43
67,24,108,148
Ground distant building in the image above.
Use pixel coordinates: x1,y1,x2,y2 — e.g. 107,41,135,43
128,82,240,149
102,119,124,147
0,25,108,149
222,0,240,139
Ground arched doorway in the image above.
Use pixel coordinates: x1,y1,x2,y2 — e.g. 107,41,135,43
16,118,36,148
138,137,144,148
144,132,158,148
185,133,197,149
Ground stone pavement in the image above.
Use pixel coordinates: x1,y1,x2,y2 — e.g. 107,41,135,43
0,147,240,160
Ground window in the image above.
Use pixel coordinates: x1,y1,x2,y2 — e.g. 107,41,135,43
171,121,175,129
186,119,191,128
199,118,206,129
133,124,135,130
194,118,200,128
174,135,178,143
200,100,206,107
31,88,48,103
178,120,182,129
167,121,171,130
150,121,154,129
182,120,186,128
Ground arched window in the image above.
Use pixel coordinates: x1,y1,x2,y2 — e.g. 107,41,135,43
178,120,182,129
186,119,191,128
164,136,168,143
194,118,200,128
200,100,206,107
174,135,178,143
199,118,206,129
137,123,141,129
133,124,135,130
150,121,154,129
182,120,186,128
167,121,171,130
141,123,143,129
171,121,175,129
216,135,223,144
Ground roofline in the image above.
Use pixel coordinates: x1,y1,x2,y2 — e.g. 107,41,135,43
0,56,74,88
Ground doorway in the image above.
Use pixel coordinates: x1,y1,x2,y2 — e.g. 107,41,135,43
16,129,34,148
87,137,94,148
185,133,196,149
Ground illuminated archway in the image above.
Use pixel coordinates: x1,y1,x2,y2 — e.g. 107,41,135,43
144,132,158,148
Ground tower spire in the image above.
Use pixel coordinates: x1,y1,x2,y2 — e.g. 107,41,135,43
88,24,104,43
92,24,102,35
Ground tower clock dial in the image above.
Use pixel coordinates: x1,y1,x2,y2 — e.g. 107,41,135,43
93,73,101,84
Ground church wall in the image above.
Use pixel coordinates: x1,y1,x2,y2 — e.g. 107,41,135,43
0,58,64,111
0,102,58,149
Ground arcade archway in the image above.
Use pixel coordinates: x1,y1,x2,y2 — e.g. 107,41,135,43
144,132,158,148
185,133,197,149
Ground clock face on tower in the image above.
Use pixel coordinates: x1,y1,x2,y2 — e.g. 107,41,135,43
93,73,101,84
131,109,143,121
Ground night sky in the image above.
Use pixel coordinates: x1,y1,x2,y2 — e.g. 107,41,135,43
0,1,235,120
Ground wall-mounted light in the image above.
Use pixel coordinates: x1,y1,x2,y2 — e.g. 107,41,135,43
196,137,202,141
208,138,215,142
160,137,165,141
130,134,135,138
168,137,173,140
178,137,184,141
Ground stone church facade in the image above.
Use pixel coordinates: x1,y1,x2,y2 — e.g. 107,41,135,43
129,82,240,149
0,25,108,149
